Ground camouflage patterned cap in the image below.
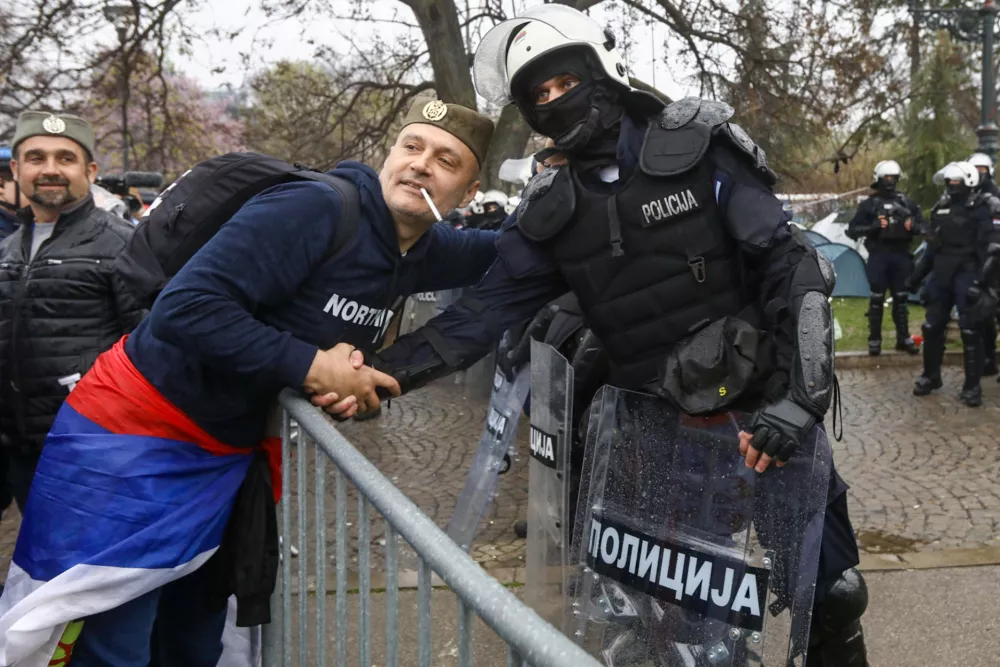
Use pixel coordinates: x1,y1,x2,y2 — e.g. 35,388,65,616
12,111,96,159
400,99,495,169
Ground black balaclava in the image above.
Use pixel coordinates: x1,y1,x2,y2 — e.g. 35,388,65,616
511,46,624,165
875,175,897,196
947,181,969,201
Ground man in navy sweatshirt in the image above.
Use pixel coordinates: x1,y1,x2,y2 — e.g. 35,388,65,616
0,99,499,667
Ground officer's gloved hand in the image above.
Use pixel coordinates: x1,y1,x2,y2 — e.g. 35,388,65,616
496,304,558,380
745,398,817,471
903,275,920,294
966,281,999,323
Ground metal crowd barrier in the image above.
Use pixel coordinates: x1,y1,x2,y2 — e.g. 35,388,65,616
262,389,601,667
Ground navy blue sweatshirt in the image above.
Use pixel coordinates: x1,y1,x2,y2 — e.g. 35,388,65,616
125,161,497,447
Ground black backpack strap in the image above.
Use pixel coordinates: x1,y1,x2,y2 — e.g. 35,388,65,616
298,171,361,260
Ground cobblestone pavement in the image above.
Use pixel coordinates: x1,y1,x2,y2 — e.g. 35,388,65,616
1,366,998,577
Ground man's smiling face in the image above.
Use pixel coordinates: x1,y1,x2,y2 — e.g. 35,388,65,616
379,124,480,224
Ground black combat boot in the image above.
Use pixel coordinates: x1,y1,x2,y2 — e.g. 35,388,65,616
892,294,919,354
808,568,870,667
867,294,884,356
959,329,983,407
914,324,944,396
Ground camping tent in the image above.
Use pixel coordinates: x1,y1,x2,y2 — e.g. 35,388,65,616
814,242,870,298
801,229,831,247
812,213,868,260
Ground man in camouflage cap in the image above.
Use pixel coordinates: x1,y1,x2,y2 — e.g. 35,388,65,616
11,111,97,217
379,98,494,245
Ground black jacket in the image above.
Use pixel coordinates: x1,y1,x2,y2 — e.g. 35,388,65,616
0,196,146,452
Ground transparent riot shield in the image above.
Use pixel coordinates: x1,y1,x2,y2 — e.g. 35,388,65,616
446,365,531,551
398,292,442,335
569,387,831,667
524,341,575,631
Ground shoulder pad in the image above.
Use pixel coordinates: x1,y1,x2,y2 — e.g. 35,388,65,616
658,97,734,130
713,122,777,186
516,166,575,241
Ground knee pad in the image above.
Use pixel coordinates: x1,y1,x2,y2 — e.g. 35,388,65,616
922,320,946,340
867,293,884,309
813,568,869,634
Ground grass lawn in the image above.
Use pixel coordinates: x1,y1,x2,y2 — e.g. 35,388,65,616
830,296,958,353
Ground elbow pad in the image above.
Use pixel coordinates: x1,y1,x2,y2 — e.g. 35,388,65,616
790,291,835,417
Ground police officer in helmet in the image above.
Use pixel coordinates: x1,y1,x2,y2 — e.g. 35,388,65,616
967,153,1000,377
356,6,869,664
968,152,1000,198
846,160,924,356
907,161,995,406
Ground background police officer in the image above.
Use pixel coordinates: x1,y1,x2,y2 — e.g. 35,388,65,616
968,153,1000,376
968,153,1000,198
907,161,995,406
358,6,870,665
847,160,925,356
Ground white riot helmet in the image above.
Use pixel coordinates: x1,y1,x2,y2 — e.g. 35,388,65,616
935,162,978,195
473,5,630,108
481,189,509,210
871,160,902,191
967,153,994,176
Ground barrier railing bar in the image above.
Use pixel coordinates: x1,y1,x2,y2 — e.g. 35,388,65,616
386,526,399,667
335,468,348,667
358,496,371,667
458,598,473,667
315,446,327,667
280,413,293,667
418,558,431,667
280,390,602,667
297,431,308,665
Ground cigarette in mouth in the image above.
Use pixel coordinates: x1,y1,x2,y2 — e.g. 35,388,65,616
420,188,442,221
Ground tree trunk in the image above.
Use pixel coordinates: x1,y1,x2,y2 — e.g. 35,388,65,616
406,0,476,107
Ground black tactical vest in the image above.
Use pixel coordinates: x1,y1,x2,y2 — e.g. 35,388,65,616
930,196,980,271
869,193,916,247
521,127,751,390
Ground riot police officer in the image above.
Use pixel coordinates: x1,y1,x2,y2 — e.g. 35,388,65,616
846,160,924,356
968,153,1000,198
968,153,1000,376
907,162,995,406
363,6,869,664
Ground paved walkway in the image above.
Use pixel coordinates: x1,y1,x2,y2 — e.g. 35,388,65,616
1,365,998,575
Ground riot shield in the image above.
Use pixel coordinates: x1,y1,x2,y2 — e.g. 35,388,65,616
446,365,531,551
569,387,831,667
398,292,442,335
523,341,574,631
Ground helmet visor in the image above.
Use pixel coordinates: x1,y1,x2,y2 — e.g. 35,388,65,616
473,5,611,106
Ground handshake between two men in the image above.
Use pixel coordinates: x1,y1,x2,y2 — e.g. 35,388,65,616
304,343,400,419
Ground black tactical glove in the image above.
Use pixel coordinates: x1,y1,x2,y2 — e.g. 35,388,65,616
747,397,817,463
496,304,558,380
966,282,999,324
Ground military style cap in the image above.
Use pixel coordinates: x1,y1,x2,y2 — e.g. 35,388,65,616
400,99,495,169
12,111,96,159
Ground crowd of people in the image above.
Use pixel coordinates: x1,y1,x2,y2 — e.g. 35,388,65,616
1,3,992,665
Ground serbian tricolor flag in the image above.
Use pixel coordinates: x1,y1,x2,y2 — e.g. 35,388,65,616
0,338,275,667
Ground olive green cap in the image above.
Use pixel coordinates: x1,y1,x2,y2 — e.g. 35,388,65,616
12,111,96,159
400,99,495,169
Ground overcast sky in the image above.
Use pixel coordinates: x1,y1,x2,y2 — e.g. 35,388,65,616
173,0,694,101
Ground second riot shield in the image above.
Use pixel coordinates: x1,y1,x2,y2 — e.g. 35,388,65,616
446,365,531,551
569,387,832,667
523,340,574,631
